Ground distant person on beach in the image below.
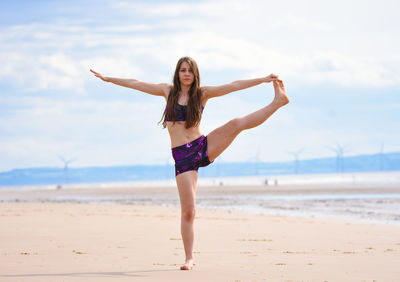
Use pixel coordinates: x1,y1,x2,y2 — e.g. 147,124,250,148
90,56,289,270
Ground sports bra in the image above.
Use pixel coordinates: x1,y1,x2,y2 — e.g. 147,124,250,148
165,103,204,122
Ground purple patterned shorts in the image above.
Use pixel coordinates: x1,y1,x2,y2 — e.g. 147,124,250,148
171,135,212,176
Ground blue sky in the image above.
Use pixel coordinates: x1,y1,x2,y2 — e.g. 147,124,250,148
0,0,399,172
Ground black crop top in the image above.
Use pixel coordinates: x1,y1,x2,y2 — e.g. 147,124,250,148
165,103,204,122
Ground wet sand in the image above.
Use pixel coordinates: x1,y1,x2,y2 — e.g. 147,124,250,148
2,184,400,223
1,201,400,281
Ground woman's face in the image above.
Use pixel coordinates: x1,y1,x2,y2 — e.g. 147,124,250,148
179,61,194,87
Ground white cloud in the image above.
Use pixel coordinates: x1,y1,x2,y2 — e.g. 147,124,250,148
1,0,399,171
0,52,86,93
1,0,400,94
272,13,334,33
0,95,169,170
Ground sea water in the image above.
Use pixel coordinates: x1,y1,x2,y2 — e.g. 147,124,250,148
195,193,400,225
1,172,400,225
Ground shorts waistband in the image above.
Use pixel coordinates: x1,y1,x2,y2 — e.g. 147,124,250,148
171,135,205,151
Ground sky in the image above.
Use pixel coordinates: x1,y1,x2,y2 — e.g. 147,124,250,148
0,0,399,172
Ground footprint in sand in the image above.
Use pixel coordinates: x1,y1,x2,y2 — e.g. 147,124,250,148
20,252,38,255
283,250,307,254
72,250,87,255
240,251,258,257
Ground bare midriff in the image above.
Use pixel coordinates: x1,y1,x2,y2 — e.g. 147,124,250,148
167,122,203,148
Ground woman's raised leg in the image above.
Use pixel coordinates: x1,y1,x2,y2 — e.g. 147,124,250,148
207,80,289,162
175,170,198,270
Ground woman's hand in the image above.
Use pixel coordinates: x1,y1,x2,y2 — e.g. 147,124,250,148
264,74,279,83
90,69,170,97
90,69,109,82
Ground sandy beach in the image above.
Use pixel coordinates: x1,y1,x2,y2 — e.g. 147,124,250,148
1,199,400,281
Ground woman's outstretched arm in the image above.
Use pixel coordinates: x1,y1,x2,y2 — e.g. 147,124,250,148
202,74,278,100
90,69,170,97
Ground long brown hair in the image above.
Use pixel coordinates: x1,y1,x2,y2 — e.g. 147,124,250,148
160,56,202,129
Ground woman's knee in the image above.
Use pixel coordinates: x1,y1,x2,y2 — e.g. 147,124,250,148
181,206,196,222
227,118,244,134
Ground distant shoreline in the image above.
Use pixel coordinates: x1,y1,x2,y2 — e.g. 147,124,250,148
1,170,400,191
2,152,400,187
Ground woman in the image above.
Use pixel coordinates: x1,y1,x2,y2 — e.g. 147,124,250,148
90,56,289,270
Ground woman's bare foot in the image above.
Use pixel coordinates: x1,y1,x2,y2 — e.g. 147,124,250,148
180,259,194,270
273,79,289,107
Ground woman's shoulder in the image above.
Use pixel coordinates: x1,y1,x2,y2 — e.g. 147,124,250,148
161,83,173,91
161,84,173,99
199,86,208,103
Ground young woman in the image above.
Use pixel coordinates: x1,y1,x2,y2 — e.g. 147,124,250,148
90,56,289,270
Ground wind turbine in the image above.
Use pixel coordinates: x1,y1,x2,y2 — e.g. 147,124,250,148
288,148,304,174
58,156,77,186
247,146,262,175
327,143,347,173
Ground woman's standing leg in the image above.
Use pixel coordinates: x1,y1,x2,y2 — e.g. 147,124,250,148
175,170,198,270
207,80,289,162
